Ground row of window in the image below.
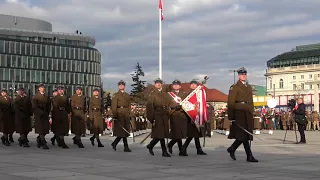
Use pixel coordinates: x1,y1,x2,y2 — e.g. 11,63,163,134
269,74,320,89
268,56,320,68
0,40,100,62
0,54,101,74
0,34,94,48
0,68,101,86
0,82,99,97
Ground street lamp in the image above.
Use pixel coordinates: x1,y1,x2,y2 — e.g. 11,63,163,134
229,70,236,83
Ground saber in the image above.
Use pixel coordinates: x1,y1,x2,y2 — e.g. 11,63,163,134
232,121,264,141
140,132,151,144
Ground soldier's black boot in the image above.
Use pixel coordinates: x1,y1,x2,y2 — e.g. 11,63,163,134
147,139,159,156
18,137,22,146
227,140,242,160
36,136,41,148
51,135,56,145
22,138,30,147
167,140,176,154
177,139,187,156
75,136,84,148
123,138,131,152
90,136,95,146
195,138,207,155
4,137,10,146
9,134,14,143
111,137,121,151
77,139,85,148
41,140,49,149
1,136,5,145
244,141,258,162
160,139,170,157
59,137,69,149
72,136,77,144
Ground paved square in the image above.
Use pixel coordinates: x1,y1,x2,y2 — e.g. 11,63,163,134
0,130,320,180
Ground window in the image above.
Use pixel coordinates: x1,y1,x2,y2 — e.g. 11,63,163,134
301,75,304,79
301,83,304,90
279,79,284,89
310,85,313,89
0,40,4,53
293,84,297,90
309,74,312,79
293,76,296,80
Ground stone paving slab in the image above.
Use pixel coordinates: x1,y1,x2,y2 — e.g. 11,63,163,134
0,130,320,180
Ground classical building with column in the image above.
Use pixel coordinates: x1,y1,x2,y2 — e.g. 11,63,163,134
265,43,320,111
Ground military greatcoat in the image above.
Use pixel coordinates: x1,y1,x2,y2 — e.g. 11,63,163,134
253,110,261,130
227,80,254,141
13,95,33,134
146,89,170,139
0,96,14,134
32,92,51,134
52,95,70,136
111,91,131,137
168,90,188,139
71,94,87,135
88,96,104,135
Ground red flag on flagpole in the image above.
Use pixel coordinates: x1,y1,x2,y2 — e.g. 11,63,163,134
159,0,164,21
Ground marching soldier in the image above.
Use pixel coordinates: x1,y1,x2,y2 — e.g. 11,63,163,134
223,109,230,136
167,80,188,156
88,88,104,147
306,111,312,131
129,103,137,137
0,88,14,146
182,80,207,155
111,80,132,152
312,111,320,130
70,86,86,148
253,109,261,134
14,87,33,147
52,86,70,148
146,78,171,157
226,67,258,162
281,111,288,130
32,83,51,149
50,88,58,145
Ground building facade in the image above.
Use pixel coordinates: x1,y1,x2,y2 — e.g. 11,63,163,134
265,43,320,111
0,14,101,97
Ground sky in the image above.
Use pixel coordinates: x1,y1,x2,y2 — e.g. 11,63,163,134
1,0,320,93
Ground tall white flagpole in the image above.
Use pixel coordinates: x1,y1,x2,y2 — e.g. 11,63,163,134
159,7,162,79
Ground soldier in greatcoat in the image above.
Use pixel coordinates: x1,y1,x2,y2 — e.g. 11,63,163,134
88,88,104,147
52,86,70,148
167,80,188,156
70,86,86,148
146,78,171,157
50,89,58,145
226,67,258,162
111,80,132,152
32,83,51,149
14,87,33,147
182,80,207,155
0,88,14,146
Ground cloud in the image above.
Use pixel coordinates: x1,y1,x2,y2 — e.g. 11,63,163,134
1,0,320,93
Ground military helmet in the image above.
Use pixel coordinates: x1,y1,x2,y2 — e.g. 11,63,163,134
118,80,126,86
237,67,247,74
154,78,163,84
172,79,181,85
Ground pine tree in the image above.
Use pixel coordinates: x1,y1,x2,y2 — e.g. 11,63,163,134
131,62,146,95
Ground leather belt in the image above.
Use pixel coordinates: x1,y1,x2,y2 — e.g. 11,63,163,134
92,108,100,111
118,106,128,108
74,107,83,110
235,101,250,104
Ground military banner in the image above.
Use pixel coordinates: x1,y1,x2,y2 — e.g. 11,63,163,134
180,85,208,130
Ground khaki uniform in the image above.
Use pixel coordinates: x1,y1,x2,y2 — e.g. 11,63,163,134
13,95,33,134
52,95,70,136
111,91,131,137
281,112,288,130
32,92,51,135
227,80,254,141
0,96,14,134
266,110,274,130
88,96,104,135
130,108,137,132
306,112,312,131
70,94,86,135
312,112,320,130
253,111,261,130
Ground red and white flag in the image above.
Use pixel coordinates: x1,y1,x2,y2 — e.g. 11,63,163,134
159,0,164,21
181,85,208,130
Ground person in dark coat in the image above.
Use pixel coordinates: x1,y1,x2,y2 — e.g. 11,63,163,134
88,88,104,147
111,80,132,152
146,78,171,157
293,97,307,143
182,80,207,155
32,83,51,149
70,86,87,148
50,88,58,145
52,86,70,149
167,79,188,156
14,87,33,147
0,88,14,146
226,67,258,162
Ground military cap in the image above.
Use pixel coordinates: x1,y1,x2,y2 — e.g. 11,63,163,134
92,87,100,92
57,86,64,90
52,88,58,93
37,83,45,88
172,79,181,85
154,78,163,84
137,105,142,108
75,86,83,90
118,80,126,85
190,79,199,85
17,87,26,92
237,67,247,74
131,103,136,106
1,88,7,92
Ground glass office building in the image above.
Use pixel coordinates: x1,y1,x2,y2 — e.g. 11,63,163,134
0,14,101,96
